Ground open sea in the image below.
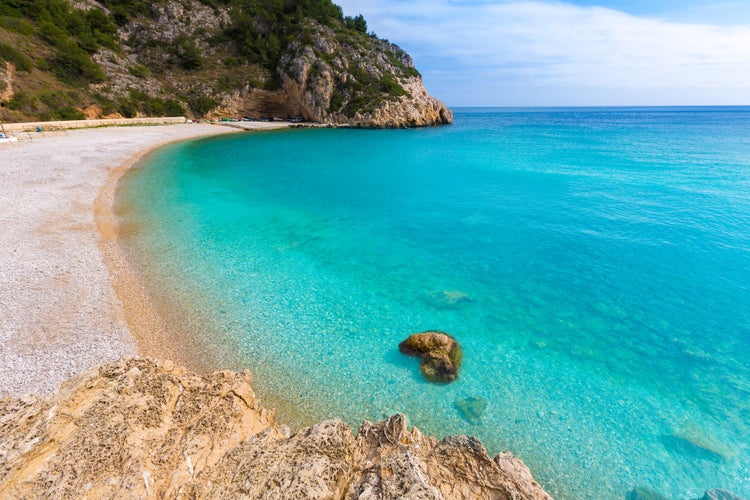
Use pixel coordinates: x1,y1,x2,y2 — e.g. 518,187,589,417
116,107,750,499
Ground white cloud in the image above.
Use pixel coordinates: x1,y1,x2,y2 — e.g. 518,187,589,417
336,0,750,105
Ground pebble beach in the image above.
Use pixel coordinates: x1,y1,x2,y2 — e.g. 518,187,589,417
0,122,290,397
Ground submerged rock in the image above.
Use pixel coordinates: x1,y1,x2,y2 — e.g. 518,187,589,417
0,358,551,499
626,486,670,500
424,290,472,309
669,423,739,461
456,396,488,424
399,331,463,383
698,489,746,500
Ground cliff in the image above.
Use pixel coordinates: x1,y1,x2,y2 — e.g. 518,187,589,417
0,0,451,128
276,22,452,127
0,358,549,499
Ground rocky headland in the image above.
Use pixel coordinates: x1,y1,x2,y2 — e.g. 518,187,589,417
0,0,452,128
0,357,550,499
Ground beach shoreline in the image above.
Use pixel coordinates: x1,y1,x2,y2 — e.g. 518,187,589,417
0,122,290,397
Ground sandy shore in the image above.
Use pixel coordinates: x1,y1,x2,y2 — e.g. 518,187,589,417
0,122,290,397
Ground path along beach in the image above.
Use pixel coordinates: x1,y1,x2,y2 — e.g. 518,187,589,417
0,122,288,397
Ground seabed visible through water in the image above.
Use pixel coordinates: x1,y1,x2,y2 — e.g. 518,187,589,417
117,108,750,498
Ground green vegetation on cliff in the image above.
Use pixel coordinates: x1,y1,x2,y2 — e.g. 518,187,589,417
225,0,344,75
0,0,447,126
1,0,117,84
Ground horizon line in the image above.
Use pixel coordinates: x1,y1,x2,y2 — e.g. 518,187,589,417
448,104,750,110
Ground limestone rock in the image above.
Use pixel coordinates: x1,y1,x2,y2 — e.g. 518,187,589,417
350,414,551,500
456,396,488,424
0,357,279,499
97,8,451,127
399,331,463,383
494,451,554,500
0,358,550,499
5,0,452,127
278,22,452,128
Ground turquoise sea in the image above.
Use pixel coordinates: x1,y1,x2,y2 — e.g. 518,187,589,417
117,107,750,499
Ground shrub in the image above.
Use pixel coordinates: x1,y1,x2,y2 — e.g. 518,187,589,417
55,106,85,120
37,90,70,109
51,48,106,86
0,42,33,72
225,0,347,78
92,93,119,115
128,64,149,78
35,57,51,70
186,92,217,116
6,90,38,111
217,73,242,92
0,16,34,35
175,35,203,71
98,0,151,26
118,98,137,118
344,14,366,34
118,88,185,117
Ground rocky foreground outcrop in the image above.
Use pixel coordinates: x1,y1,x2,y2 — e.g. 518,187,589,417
0,358,549,499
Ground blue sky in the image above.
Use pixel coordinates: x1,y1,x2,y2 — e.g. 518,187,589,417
335,0,750,106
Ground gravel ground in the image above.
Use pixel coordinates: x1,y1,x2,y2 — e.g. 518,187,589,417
0,123,246,396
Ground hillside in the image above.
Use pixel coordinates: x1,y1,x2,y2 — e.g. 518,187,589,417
0,0,452,127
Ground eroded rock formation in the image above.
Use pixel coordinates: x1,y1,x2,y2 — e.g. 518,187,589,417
399,331,463,383
0,358,549,499
99,2,451,128
2,0,452,128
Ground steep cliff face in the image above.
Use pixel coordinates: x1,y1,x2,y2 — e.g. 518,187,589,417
275,21,453,127
0,358,548,499
111,5,452,128
1,0,451,128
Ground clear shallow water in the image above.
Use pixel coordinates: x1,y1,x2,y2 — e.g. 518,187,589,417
117,108,750,499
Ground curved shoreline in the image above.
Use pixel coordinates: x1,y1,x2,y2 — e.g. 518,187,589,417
0,121,554,500
0,123,295,397
94,129,228,376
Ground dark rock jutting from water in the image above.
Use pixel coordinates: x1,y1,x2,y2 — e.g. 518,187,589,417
399,331,463,383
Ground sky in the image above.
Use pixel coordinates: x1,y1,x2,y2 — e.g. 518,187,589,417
335,0,750,106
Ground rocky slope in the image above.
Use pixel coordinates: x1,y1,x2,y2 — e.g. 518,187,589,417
0,358,549,499
0,0,451,128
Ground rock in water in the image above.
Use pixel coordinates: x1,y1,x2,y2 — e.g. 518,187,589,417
699,489,746,500
626,486,670,500
399,331,463,383
424,290,472,309
456,396,488,423
670,423,739,461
